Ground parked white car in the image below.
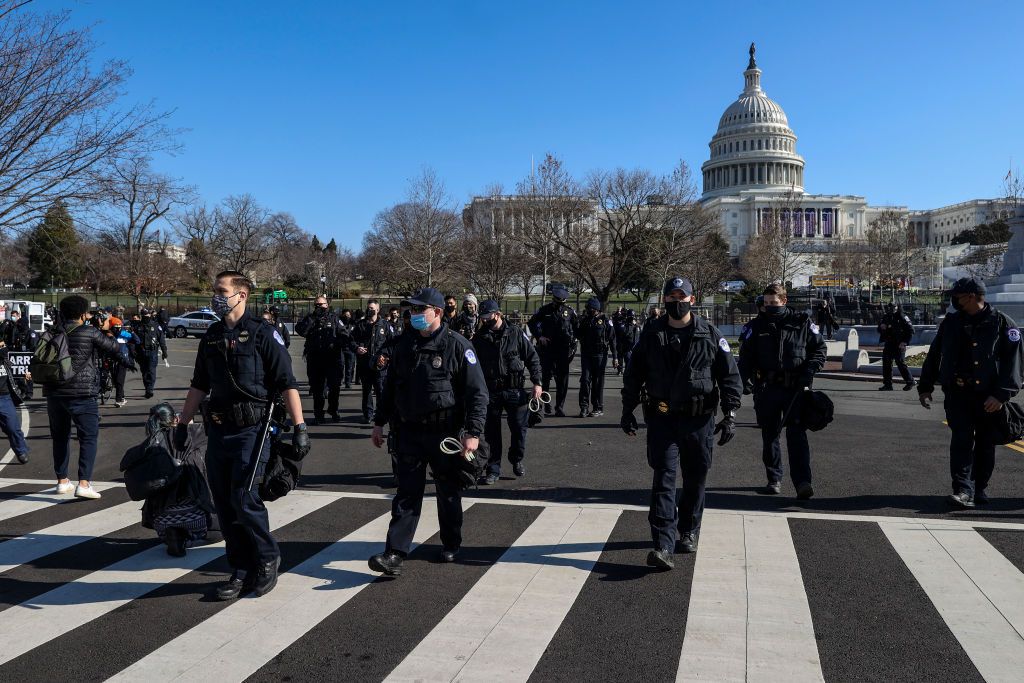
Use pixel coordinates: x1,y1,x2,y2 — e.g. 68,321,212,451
169,310,218,338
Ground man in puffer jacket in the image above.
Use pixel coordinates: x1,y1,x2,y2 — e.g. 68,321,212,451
45,295,136,500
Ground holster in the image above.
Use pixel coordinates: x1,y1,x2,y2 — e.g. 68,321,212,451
208,402,266,428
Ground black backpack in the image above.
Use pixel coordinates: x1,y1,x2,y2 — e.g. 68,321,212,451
259,436,307,501
987,402,1024,446
29,323,83,386
120,430,181,501
799,391,835,432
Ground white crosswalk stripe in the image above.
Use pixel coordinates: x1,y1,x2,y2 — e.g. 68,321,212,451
3,484,1024,681
0,482,119,523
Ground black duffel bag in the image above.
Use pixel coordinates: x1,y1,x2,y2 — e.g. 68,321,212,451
259,437,305,502
120,431,181,501
798,390,834,432
986,402,1024,446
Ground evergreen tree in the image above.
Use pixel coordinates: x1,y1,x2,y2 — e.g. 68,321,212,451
27,201,82,289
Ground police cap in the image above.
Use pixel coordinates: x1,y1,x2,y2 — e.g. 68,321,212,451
479,299,500,316
403,287,445,309
550,283,570,300
586,297,601,311
947,277,986,297
663,276,693,297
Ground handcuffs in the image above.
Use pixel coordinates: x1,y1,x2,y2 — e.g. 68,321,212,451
528,391,552,413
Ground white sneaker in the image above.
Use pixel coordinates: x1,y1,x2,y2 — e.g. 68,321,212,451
56,481,75,495
115,399,127,407
74,484,102,500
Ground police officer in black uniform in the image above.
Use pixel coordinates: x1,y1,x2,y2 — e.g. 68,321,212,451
177,270,309,600
295,295,349,424
339,309,357,388
577,297,614,418
368,287,488,576
473,299,542,484
738,283,827,499
621,277,742,570
878,302,916,391
528,283,579,417
612,309,640,376
352,299,392,423
264,306,290,349
137,308,168,399
918,277,1024,508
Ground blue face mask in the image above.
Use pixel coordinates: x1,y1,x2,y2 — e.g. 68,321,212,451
410,313,430,330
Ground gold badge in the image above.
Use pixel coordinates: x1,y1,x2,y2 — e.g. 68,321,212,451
432,356,443,369
561,309,569,318
238,330,250,343
657,401,669,414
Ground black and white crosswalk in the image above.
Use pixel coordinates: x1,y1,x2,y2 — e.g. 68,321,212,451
2,476,1023,682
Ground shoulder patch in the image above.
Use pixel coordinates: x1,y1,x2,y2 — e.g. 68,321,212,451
1009,328,1021,343
273,330,285,346
809,322,820,335
718,337,731,352
743,327,753,340
465,349,477,364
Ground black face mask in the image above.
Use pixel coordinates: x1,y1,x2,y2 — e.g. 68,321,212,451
366,309,376,318
764,305,785,316
482,318,499,330
445,305,456,314
665,301,691,320
951,298,964,312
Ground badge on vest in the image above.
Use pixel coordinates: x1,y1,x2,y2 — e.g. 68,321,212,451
657,401,669,414
239,330,250,344
432,356,442,368
561,309,569,318
809,323,820,335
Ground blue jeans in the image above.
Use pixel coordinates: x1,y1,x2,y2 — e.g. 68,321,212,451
0,394,29,458
47,396,99,480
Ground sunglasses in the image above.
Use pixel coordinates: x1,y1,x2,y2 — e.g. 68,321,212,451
409,305,430,313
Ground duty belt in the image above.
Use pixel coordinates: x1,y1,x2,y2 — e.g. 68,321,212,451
208,401,266,428
399,407,458,431
755,370,801,388
489,374,524,392
644,396,712,418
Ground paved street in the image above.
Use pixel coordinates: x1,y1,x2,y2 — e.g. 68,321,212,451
2,337,1024,681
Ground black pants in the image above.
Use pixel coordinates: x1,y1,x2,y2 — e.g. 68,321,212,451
307,354,341,418
944,390,995,497
754,384,811,486
341,351,356,387
206,422,278,572
578,352,607,412
360,363,385,421
48,396,99,481
882,343,914,386
645,411,714,551
142,349,159,393
386,428,463,555
616,348,632,375
539,349,571,412
112,365,127,401
485,389,529,475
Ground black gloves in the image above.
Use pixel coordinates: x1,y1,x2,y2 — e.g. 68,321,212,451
293,423,311,458
124,359,138,372
743,381,753,396
714,414,736,446
162,351,168,361
801,374,814,390
620,412,638,436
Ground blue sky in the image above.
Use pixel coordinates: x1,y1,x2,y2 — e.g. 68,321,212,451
39,0,1024,249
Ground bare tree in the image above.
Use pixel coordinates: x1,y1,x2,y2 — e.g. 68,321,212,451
177,205,220,285
364,168,461,288
215,194,274,278
93,155,192,305
0,3,170,233
866,209,930,302
682,232,733,302
1004,167,1023,207
741,190,817,289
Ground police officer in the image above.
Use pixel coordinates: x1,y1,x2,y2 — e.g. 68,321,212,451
878,302,915,391
528,283,578,417
295,296,348,424
453,294,479,340
264,306,291,349
577,297,614,418
621,277,742,570
339,309,357,389
473,299,542,484
368,287,488,575
612,309,641,377
918,277,1024,508
352,299,392,423
177,270,309,600
738,283,827,499
137,308,168,399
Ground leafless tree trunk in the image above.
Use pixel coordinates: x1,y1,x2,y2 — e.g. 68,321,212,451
741,190,817,289
215,194,274,279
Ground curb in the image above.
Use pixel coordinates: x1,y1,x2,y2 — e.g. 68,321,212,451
817,372,887,383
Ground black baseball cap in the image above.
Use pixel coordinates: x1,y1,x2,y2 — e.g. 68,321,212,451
479,299,500,316
586,297,601,310
550,283,570,299
947,277,986,297
403,287,445,308
663,276,693,296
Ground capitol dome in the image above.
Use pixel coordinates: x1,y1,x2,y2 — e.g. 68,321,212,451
701,45,805,200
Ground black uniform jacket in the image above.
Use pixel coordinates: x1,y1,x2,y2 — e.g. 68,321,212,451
878,312,913,346
528,302,579,351
374,323,488,435
738,309,827,387
918,304,1024,403
579,314,615,356
191,311,298,410
473,323,542,393
622,314,742,415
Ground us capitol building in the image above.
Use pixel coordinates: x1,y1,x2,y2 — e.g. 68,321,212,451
702,44,1014,262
